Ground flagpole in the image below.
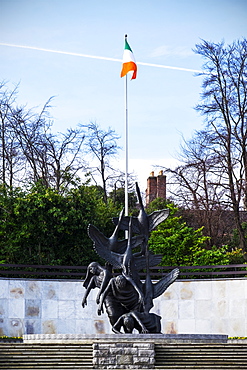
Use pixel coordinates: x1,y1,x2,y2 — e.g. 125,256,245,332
125,73,129,218
121,33,137,220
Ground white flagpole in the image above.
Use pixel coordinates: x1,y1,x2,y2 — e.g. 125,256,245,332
125,73,129,218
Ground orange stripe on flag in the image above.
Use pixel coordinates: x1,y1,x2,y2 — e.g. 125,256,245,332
121,61,137,79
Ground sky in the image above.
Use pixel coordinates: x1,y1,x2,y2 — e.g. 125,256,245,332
0,0,246,193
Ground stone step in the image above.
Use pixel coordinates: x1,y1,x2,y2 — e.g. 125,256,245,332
0,343,93,369
155,366,247,369
0,366,93,369
155,343,247,369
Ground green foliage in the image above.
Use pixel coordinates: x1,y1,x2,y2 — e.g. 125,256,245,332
189,245,229,266
146,197,172,214
108,187,137,214
0,182,118,266
147,198,233,266
225,248,245,264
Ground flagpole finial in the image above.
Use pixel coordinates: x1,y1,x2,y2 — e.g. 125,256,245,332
125,34,128,38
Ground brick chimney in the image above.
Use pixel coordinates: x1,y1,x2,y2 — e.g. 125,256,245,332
146,170,166,207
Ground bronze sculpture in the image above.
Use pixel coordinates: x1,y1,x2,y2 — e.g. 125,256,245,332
82,183,179,334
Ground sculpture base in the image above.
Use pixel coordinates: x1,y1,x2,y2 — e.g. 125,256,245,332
23,334,228,369
23,333,228,344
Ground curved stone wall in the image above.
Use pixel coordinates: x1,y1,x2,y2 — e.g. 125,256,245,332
0,277,246,337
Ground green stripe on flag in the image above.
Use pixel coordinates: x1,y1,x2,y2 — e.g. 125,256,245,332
125,39,132,52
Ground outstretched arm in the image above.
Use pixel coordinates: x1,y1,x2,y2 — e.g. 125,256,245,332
82,277,95,307
130,312,149,334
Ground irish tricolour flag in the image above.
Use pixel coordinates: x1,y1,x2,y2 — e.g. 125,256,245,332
120,35,137,80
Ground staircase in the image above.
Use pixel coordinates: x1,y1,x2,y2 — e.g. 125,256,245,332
155,343,247,369
0,343,93,369
1,342,247,369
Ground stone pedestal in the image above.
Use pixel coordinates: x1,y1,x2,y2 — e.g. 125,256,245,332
93,342,155,369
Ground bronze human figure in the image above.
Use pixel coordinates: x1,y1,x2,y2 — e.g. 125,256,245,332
82,183,179,333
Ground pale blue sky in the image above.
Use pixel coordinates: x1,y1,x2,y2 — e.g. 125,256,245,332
0,0,246,191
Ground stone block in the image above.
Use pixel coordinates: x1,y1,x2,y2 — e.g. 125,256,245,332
116,354,133,365
110,347,124,355
57,318,76,334
25,319,41,334
211,317,228,335
98,357,116,365
0,280,8,298
195,300,212,319
9,318,24,337
195,319,212,334
133,356,152,364
162,284,178,300
9,281,25,299
179,281,194,300
98,343,115,349
42,319,57,334
211,280,226,300
227,279,245,300
178,299,194,319
76,318,94,334
94,348,110,357
133,342,153,349
94,319,106,334
116,342,133,347
159,300,178,320
58,300,76,319
215,300,228,318
42,300,58,319
74,282,84,301
138,349,155,357
0,299,8,318
194,281,212,300
42,281,59,300
228,318,245,337
229,299,244,318
0,318,8,336
244,299,247,317
123,347,138,355
25,299,41,318
26,281,41,299
178,319,196,333
59,281,77,300
163,320,178,334
9,298,25,318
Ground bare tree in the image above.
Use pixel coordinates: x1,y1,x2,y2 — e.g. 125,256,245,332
163,132,229,247
0,83,86,190
10,101,85,191
164,39,247,254
0,82,25,186
81,122,121,203
193,39,247,254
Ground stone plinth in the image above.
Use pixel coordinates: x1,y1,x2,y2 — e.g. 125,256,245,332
23,334,228,370
23,333,228,344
